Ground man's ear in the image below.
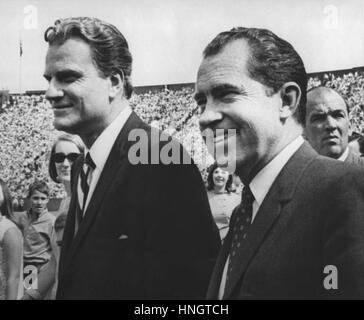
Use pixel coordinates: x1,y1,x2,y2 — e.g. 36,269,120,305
108,73,124,99
279,82,301,120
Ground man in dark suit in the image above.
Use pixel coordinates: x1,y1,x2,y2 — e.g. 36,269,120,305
195,27,364,299
305,86,364,165
43,17,220,299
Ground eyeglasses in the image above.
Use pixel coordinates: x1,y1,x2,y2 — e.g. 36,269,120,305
54,152,80,163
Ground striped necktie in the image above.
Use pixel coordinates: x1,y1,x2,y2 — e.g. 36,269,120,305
77,152,96,225
225,186,254,292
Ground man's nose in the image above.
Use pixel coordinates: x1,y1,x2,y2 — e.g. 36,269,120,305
199,104,223,130
45,79,64,102
324,116,337,130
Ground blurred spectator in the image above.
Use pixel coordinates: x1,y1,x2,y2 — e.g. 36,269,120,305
206,163,240,241
15,180,57,300
305,86,364,165
307,72,364,135
48,133,84,247
0,179,23,300
48,133,84,299
0,95,60,199
1,71,364,197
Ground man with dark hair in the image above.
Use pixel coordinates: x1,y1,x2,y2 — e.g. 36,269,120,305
304,86,364,165
43,17,220,299
195,27,364,299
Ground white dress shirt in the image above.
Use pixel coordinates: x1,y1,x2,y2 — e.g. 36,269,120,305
77,105,132,213
218,135,304,299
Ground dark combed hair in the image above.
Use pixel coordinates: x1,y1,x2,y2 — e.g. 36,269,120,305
49,133,84,183
203,27,307,124
207,162,234,193
44,17,133,99
27,180,50,198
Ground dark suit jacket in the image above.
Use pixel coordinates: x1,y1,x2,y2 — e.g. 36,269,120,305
57,112,220,300
345,149,364,166
207,142,364,300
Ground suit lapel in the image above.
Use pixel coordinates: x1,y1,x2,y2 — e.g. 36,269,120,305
223,142,318,299
222,186,282,298
62,112,144,269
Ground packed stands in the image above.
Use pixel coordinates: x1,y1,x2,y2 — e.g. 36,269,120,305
1,71,364,200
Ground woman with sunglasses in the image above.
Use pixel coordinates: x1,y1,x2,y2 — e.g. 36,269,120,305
46,134,84,299
49,134,84,247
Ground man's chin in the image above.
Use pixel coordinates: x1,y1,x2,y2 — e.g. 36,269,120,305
53,120,78,134
54,121,70,132
322,146,343,159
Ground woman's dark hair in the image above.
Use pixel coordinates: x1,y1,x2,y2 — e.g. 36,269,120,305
207,162,233,193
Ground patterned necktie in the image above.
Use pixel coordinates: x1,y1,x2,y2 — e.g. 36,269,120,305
225,186,254,289
77,152,96,225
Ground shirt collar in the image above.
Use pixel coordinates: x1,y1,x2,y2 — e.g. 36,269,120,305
27,208,48,221
249,135,304,207
86,105,132,172
337,147,349,162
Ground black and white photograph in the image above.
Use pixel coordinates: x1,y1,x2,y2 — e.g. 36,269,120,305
0,0,364,304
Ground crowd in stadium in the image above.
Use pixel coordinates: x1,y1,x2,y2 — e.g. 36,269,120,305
1,71,364,203
1,15,364,301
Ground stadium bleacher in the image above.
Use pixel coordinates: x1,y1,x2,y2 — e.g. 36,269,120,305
1,70,364,201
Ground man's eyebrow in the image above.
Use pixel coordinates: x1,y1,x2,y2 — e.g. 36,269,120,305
43,69,82,80
210,83,246,97
331,109,345,114
309,111,327,119
194,83,246,101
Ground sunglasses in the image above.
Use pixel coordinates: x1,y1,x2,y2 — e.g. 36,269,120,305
54,152,80,163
